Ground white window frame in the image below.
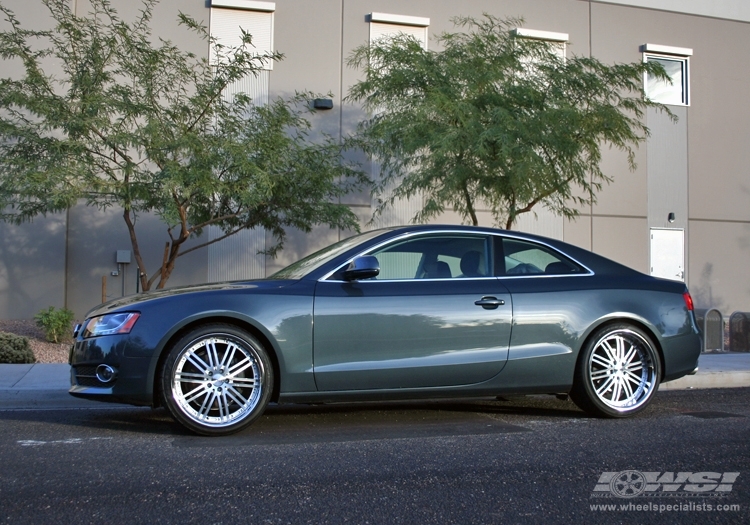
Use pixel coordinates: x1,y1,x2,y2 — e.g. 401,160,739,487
643,43,692,107
369,12,430,51
211,1,275,12
210,1,275,70
512,27,569,59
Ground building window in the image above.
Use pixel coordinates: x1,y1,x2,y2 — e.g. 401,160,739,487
210,1,275,71
642,44,692,106
369,12,430,49
511,27,569,60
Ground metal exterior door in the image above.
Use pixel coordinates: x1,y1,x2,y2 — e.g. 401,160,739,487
650,228,685,281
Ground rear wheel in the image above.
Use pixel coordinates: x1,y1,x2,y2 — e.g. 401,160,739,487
161,324,273,436
570,323,661,418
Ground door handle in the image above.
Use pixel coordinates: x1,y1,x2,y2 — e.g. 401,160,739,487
475,296,505,309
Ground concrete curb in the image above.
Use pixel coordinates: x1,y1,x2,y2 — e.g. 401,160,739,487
0,364,121,409
0,363,70,390
659,353,750,391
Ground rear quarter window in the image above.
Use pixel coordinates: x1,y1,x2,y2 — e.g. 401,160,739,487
500,238,584,276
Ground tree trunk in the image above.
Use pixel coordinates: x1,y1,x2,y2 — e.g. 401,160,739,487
462,183,478,226
123,209,151,292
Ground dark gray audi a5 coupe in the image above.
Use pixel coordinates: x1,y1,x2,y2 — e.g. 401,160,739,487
69,225,701,435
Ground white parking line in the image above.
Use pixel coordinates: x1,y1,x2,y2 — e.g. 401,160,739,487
17,437,113,446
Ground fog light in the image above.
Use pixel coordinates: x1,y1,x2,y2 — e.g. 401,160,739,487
95,364,117,383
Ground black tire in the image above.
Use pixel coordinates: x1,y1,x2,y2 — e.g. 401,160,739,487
570,323,661,418
161,324,273,436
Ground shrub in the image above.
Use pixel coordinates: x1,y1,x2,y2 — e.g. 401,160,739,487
0,332,35,364
34,306,75,343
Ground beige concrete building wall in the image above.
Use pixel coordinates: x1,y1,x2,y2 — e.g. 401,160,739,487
64,204,209,317
689,221,750,313
1,0,748,318
0,216,67,319
0,2,70,318
589,2,750,312
62,0,211,317
687,19,750,224
3,0,213,317
592,216,650,271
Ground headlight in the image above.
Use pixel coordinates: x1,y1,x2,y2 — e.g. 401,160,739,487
82,313,140,338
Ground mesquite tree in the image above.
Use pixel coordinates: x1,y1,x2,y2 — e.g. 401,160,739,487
0,0,367,290
347,15,672,228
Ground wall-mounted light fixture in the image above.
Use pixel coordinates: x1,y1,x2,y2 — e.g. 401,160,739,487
668,212,676,223
313,98,333,110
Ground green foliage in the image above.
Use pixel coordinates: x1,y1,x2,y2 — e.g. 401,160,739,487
0,0,368,290
0,332,35,364
346,15,673,228
34,306,75,343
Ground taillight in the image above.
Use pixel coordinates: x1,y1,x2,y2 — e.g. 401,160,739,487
683,292,694,311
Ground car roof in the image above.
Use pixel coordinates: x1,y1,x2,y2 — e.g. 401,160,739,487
377,225,641,275
301,224,644,281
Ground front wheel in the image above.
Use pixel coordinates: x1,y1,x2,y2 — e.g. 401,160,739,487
570,323,661,418
161,324,273,436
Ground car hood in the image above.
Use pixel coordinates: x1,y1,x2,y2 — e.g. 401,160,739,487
84,279,298,317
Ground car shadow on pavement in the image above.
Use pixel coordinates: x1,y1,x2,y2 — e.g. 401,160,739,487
0,396,589,441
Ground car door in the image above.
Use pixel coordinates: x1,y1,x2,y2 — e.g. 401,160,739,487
497,235,593,364
312,232,512,391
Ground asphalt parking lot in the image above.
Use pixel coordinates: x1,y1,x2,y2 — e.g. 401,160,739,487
0,386,748,524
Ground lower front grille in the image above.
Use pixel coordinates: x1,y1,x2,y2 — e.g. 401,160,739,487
74,365,110,387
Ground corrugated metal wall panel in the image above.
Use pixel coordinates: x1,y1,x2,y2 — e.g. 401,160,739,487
207,226,266,282
647,106,688,228
369,18,428,227
513,206,564,239
370,175,425,228
207,5,271,282
512,30,565,240
647,105,688,281
221,69,270,106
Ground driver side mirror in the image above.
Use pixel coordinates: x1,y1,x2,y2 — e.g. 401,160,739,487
342,256,380,281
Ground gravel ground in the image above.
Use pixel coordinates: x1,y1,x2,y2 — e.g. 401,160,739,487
0,319,72,363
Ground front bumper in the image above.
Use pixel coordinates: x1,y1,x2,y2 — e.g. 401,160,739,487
69,334,155,406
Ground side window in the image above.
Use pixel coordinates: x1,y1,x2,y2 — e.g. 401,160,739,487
366,234,490,280
500,238,582,276
372,250,423,280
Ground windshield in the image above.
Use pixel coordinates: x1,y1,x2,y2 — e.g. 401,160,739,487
270,229,388,280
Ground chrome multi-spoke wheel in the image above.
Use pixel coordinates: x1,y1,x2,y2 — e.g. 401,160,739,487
162,325,273,436
588,329,656,409
571,323,661,418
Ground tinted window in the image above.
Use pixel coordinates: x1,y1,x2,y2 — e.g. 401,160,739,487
365,234,491,280
499,238,583,276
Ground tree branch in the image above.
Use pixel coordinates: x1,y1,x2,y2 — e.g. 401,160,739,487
176,224,248,258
